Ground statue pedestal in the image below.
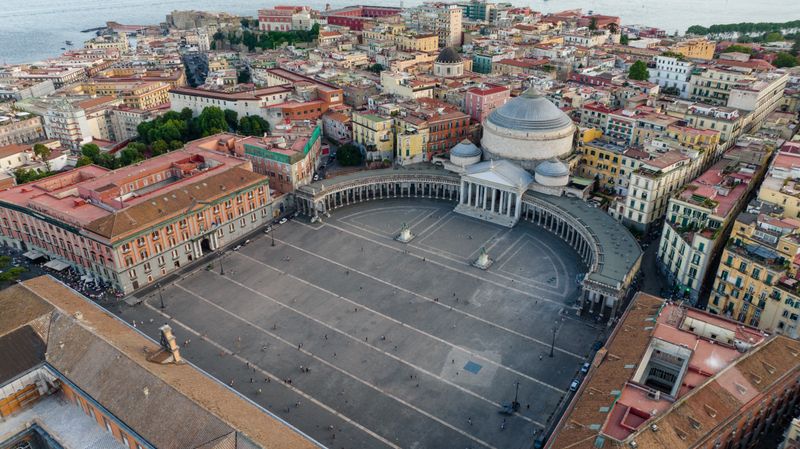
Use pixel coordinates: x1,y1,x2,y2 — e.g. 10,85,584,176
473,252,493,270
396,227,415,243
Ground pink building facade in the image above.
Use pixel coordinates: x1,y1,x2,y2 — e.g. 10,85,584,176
465,84,510,124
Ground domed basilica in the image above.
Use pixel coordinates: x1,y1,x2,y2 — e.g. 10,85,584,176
443,86,578,226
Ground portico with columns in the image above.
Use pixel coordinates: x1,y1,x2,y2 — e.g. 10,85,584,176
454,159,533,228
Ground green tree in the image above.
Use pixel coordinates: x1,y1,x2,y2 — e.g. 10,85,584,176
336,143,363,167
119,147,144,166
169,140,184,151
224,109,239,131
764,31,783,42
151,139,169,155
238,116,270,136
81,143,101,163
628,60,650,81
76,155,93,167
588,18,598,31
198,106,228,136
722,44,755,55
367,63,384,73
0,266,26,282
774,52,799,68
14,168,50,184
792,38,800,56
620,34,629,45
33,143,52,171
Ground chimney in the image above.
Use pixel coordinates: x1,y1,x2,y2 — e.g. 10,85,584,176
147,324,184,364
160,325,182,363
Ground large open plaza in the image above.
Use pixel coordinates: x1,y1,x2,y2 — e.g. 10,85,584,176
116,199,605,449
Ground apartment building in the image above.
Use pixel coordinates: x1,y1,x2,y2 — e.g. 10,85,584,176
758,142,800,219
657,144,772,301
394,114,429,166
709,200,800,338
0,143,272,294
649,55,695,98
464,84,510,123
0,114,46,147
81,80,171,110
43,96,122,151
689,67,754,106
412,3,463,47
669,37,715,60
611,149,693,232
729,70,789,132
685,104,742,145
352,111,394,161
232,122,323,193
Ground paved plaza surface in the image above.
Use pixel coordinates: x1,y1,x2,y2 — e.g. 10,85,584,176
117,199,605,449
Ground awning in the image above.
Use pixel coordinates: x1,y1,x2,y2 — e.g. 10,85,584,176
23,250,45,261
43,260,70,272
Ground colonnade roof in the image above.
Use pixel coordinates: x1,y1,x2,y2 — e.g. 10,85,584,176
299,166,641,289
528,192,642,289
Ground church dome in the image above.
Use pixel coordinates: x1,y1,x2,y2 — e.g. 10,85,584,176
534,158,570,187
450,139,481,158
486,87,573,132
535,158,569,178
449,139,482,168
480,86,576,170
436,47,461,64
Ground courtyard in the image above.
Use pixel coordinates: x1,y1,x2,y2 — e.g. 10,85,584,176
117,198,604,449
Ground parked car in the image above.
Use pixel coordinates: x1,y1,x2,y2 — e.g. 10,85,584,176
581,362,591,374
569,379,580,392
279,218,288,224
233,245,242,251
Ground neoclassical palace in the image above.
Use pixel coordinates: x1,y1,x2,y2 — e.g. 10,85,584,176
295,166,642,321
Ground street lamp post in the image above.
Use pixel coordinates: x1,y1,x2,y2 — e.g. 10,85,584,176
219,255,225,276
271,227,275,247
549,325,557,358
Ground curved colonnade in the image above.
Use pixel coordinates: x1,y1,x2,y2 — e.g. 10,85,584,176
295,169,641,321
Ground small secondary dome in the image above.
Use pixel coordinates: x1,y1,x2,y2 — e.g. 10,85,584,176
535,159,569,178
450,140,481,158
436,47,461,64
486,87,573,132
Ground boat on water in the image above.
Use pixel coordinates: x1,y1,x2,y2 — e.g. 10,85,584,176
65,40,73,46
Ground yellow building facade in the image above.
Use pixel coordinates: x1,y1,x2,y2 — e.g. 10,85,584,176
352,111,394,157
670,38,715,60
709,211,800,338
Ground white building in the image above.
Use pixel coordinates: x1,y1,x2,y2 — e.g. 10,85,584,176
649,56,694,98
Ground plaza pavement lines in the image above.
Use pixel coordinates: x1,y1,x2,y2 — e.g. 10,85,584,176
173,281,505,449
193,263,548,427
235,250,563,399
272,236,583,360
140,301,400,449
300,222,574,310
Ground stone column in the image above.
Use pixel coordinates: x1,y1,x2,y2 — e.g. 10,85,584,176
468,182,474,207
491,188,496,213
482,186,488,210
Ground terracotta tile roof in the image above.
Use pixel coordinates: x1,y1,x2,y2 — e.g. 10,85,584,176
547,292,664,449
0,143,30,159
84,167,266,241
628,335,800,449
